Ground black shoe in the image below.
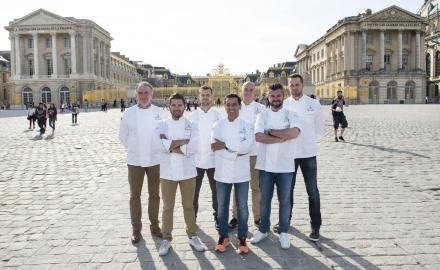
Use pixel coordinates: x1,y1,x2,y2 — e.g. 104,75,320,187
338,136,345,141
254,219,260,226
273,223,279,233
309,229,320,242
335,137,339,142
228,218,238,229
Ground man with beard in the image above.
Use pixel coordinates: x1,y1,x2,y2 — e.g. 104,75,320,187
188,86,221,228
119,82,164,244
250,83,302,249
283,74,325,242
229,82,264,229
331,90,348,142
158,93,207,256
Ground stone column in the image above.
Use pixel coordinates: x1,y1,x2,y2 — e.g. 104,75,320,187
97,40,101,78
362,31,367,70
350,32,355,70
51,32,58,78
83,34,88,75
33,33,39,78
15,34,22,78
431,50,435,79
398,30,403,70
70,32,77,76
10,34,15,77
416,31,421,70
380,31,385,70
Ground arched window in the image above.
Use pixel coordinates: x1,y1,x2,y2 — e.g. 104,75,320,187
60,87,70,105
404,81,415,100
436,52,440,77
387,81,398,103
426,54,431,76
41,87,52,104
369,80,379,104
22,87,33,105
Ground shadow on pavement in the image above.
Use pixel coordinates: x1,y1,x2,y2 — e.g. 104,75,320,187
346,142,430,159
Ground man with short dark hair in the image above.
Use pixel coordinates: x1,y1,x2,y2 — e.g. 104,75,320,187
157,93,207,256
283,74,324,242
331,90,348,142
250,84,302,249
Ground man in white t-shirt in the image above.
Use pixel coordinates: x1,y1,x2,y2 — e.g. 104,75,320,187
229,82,264,229
188,86,221,228
250,83,302,249
119,82,164,244
157,93,207,256
283,74,325,242
212,94,254,254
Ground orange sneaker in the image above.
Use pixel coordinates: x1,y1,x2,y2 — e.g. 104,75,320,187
237,236,249,254
214,236,230,252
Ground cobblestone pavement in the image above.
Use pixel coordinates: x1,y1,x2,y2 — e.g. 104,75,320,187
0,105,439,270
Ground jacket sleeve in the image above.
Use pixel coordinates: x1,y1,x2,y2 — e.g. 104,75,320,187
226,122,254,155
119,113,129,150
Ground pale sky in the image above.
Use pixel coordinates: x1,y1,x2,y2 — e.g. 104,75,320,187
0,0,421,76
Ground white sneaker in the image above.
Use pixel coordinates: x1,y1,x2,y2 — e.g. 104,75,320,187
279,233,290,249
250,230,268,244
189,236,207,252
158,240,172,256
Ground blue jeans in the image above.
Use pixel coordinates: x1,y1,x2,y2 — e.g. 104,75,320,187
216,181,249,238
289,156,321,230
259,171,293,234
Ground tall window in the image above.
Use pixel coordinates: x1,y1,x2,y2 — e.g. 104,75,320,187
366,34,373,44
27,59,34,76
435,52,440,77
405,81,415,100
366,55,373,71
28,38,33,48
47,59,53,75
402,55,409,71
387,81,398,102
385,33,391,44
60,87,70,105
369,81,380,103
46,38,52,48
22,87,33,105
64,58,72,75
64,37,70,48
384,55,391,71
402,33,409,44
41,87,52,103
426,54,431,76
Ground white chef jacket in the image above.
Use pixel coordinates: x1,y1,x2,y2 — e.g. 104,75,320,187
239,101,264,156
188,107,221,169
119,105,163,167
283,95,324,158
212,117,254,183
255,107,302,173
159,117,198,181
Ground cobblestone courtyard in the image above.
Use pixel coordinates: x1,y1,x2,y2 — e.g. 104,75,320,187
0,105,439,270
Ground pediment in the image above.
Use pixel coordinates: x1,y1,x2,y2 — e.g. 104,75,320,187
10,9,76,26
362,5,423,23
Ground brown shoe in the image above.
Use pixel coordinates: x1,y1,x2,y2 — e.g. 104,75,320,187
150,226,163,238
131,230,142,244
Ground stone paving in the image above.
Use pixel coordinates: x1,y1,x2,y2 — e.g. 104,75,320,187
0,104,439,270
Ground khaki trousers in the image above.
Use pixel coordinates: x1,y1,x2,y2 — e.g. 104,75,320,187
232,156,260,221
128,164,160,231
161,177,197,241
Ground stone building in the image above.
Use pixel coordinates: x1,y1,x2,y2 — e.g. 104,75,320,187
295,5,427,104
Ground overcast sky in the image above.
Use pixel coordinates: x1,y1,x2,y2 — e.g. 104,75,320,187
0,0,422,75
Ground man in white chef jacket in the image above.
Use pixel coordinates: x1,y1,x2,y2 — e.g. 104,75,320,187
188,86,221,228
250,83,302,250
157,93,207,256
229,81,264,229
119,81,163,244
283,73,325,242
211,93,254,254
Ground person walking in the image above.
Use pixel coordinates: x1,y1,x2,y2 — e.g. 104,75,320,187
35,103,47,136
71,103,79,125
27,103,36,129
47,103,57,135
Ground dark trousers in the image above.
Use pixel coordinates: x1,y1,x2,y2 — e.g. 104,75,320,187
37,118,46,134
72,114,77,124
289,156,322,230
194,167,217,220
49,118,55,130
